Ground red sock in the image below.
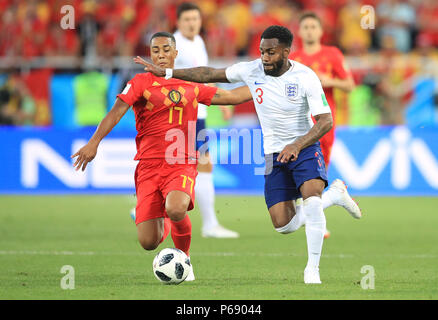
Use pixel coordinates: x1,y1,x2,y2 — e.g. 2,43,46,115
159,218,171,244
170,215,192,256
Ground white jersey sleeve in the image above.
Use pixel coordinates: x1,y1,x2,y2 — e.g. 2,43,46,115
305,71,332,116
225,61,253,83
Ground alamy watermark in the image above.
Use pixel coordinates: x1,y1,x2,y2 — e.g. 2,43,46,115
60,265,75,290
360,5,375,30
360,265,375,290
164,122,271,175
60,5,75,30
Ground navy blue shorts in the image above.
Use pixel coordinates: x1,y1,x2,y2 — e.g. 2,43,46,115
264,142,328,209
196,119,209,154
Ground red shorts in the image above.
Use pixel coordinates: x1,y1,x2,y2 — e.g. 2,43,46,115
134,159,198,225
319,126,335,166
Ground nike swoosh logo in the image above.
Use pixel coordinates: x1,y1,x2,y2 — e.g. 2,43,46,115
254,81,265,85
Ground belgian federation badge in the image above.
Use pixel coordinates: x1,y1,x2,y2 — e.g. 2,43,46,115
169,89,182,104
285,83,298,100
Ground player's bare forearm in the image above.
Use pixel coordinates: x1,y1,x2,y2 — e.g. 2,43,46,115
277,113,332,163
88,98,130,145
71,98,130,171
211,86,252,105
173,67,229,83
295,113,333,150
331,77,355,92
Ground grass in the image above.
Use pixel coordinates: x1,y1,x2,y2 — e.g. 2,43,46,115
0,195,437,300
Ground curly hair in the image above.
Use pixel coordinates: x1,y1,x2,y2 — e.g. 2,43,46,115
261,25,293,48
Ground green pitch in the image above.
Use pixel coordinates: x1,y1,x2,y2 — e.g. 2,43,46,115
0,195,437,300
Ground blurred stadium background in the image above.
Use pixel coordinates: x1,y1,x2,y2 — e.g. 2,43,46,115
1,0,437,195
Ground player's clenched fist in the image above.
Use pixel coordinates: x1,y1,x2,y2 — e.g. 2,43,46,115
71,142,98,171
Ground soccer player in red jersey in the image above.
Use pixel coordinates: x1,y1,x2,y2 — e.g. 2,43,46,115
290,12,355,168
290,13,359,238
71,32,252,280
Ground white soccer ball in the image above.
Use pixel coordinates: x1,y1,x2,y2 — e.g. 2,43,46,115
152,248,191,284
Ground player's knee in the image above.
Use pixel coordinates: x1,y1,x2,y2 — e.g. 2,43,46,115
138,236,160,251
166,203,188,221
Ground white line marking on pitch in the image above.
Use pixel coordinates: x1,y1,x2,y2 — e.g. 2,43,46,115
0,250,436,259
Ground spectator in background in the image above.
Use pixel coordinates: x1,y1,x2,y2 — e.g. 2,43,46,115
375,34,416,125
0,74,36,126
97,19,122,59
16,0,50,26
18,0,47,59
337,0,372,55
285,1,303,49
136,0,172,57
304,0,338,45
124,0,153,57
194,0,218,38
44,23,80,57
0,6,21,57
0,88,14,125
417,0,438,49
77,2,100,63
117,0,140,56
411,34,438,77
218,0,252,56
206,11,238,58
268,0,295,26
376,0,416,53
247,0,282,58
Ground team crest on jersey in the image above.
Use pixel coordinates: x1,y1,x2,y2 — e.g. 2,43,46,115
168,89,181,104
285,83,298,100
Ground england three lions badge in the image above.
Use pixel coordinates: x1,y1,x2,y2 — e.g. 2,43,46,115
285,83,298,100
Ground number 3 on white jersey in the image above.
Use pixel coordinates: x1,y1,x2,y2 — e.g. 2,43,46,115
255,88,263,104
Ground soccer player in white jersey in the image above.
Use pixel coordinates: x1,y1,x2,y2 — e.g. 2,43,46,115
134,25,361,284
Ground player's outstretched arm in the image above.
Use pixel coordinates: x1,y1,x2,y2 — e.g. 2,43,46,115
71,98,130,171
133,56,229,83
277,113,333,163
319,74,355,92
211,86,252,106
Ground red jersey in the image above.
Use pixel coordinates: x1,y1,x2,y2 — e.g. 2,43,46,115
290,45,351,116
117,73,217,162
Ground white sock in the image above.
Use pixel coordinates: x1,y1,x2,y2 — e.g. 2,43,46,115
322,189,336,210
275,201,306,234
303,196,326,270
195,172,219,232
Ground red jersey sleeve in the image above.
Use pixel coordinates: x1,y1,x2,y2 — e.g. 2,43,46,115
195,84,218,106
331,47,351,80
117,74,147,106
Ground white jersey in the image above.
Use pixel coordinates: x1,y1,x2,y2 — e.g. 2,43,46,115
225,59,331,154
174,30,209,119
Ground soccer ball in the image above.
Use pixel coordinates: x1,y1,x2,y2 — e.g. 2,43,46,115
152,248,191,284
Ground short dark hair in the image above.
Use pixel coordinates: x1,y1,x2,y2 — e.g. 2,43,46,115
299,12,322,25
177,2,201,19
261,25,293,48
150,32,176,46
